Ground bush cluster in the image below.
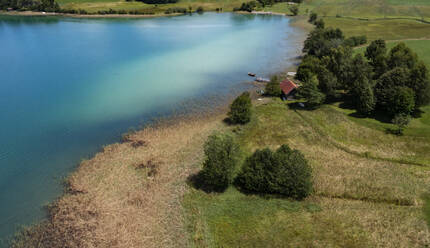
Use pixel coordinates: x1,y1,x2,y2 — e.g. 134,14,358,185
136,0,178,4
343,35,367,47
1,0,59,12
201,133,313,200
164,7,187,14
228,92,252,124
234,1,257,12
200,133,239,191
236,145,312,200
58,8,156,15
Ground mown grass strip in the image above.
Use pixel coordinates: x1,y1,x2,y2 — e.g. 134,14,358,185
293,108,429,167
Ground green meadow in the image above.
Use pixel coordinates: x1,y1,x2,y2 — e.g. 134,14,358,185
57,0,247,13
184,97,430,247
355,40,430,66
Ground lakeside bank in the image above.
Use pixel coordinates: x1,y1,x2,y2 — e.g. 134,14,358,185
0,10,183,18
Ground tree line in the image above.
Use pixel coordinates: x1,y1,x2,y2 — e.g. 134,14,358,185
295,14,430,132
0,0,59,12
234,0,302,12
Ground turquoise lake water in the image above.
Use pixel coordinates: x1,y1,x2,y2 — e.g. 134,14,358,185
0,12,304,244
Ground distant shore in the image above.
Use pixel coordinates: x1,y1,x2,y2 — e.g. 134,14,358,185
0,10,183,18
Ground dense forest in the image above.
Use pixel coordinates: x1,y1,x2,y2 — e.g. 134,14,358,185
0,0,59,11
295,15,430,133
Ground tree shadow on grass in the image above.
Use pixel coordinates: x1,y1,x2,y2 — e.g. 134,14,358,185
186,171,228,194
223,116,234,125
286,102,314,111
338,101,395,124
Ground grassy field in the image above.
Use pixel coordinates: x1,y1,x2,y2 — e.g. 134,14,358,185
264,0,430,41
183,98,430,247
324,18,430,40
57,0,246,13
299,0,430,20
355,39,430,66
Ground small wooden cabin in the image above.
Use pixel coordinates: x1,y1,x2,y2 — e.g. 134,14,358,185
280,79,298,100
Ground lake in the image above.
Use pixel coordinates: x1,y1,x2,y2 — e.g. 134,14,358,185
0,12,304,244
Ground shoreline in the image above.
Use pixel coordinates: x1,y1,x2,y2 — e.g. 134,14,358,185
0,10,302,20
0,10,183,18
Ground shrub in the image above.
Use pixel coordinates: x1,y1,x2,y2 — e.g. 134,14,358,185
235,1,257,12
196,6,204,13
314,19,325,29
228,92,252,124
136,0,178,4
265,75,281,97
392,114,411,135
289,5,298,16
343,35,367,47
308,12,317,23
236,144,312,200
165,7,187,14
200,133,240,191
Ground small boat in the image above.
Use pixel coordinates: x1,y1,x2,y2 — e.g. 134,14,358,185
256,77,270,83
248,72,256,77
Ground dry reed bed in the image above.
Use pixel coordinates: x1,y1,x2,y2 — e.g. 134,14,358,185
12,112,225,248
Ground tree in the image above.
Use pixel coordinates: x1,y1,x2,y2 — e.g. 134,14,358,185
409,61,430,108
314,19,325,29
303,28,344,58
387,42,418,70
235,144,312,200
352,78,375,115
345,54,375,114
323,45,353,87
228,92,252,124
316,67,339,99
365,39,388,79
296,55,322,82
343,35,367,47
392,114,411,135
297,75,326,109
365,39,386,62
375,67,411,114
289,5,299,16
236,1,257,12
308,12,317,23
265,75,281,97
390,86,415,116
201,133,240,191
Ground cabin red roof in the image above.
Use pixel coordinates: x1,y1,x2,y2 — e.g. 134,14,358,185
280,79,297,95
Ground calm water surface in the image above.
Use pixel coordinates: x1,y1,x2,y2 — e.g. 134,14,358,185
0,12,304,243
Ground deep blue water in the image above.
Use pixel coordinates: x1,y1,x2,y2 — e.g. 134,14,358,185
0,12,304,243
